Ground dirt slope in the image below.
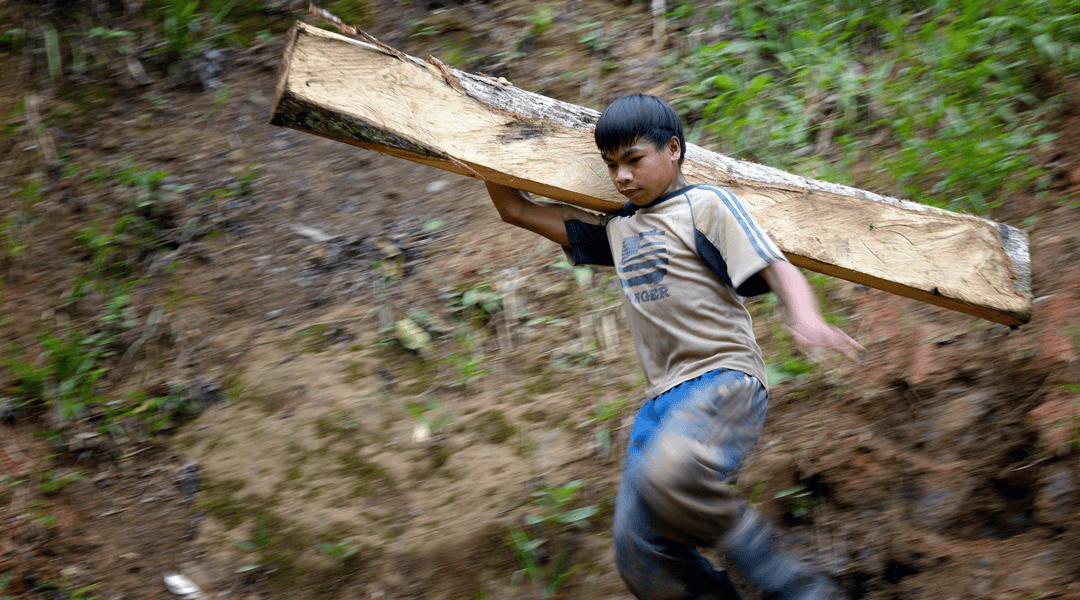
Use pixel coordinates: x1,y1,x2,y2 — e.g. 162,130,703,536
2,2,1080,600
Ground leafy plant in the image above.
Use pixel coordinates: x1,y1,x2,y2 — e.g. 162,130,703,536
445,349,491,391
525,4,556,36
450,281,504,320
38,470,82,495
0,572,12,600
508,524,579,598
774,484,819,520
508,480,598,597
406,396,455,435
6,327,108,419
525,479,599,529
591,398,626,423
668,0,1077,214
316,539,360,561
153,0,238,59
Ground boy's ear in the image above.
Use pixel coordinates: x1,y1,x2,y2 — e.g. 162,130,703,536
667,136,682,161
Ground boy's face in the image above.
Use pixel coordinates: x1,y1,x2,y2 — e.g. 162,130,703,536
602,136,684,206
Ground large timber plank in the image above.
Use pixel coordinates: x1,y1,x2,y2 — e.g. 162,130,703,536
270,22,1032,326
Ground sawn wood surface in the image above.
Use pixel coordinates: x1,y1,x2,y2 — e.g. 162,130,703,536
270,22,1032,326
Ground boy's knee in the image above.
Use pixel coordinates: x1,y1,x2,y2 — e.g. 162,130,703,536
637,436,743,542
638,436,710,502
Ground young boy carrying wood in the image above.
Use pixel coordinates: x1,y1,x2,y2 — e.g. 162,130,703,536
485,94,863,600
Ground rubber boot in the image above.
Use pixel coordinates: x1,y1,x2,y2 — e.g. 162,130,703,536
699,571,744,600
718,507,840,600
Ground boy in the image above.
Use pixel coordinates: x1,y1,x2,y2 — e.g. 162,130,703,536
485,94,862,600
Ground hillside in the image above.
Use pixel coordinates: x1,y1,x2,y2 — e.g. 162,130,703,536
1,2,1079,599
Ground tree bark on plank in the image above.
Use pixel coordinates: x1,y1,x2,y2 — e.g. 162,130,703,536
270,21,1032,326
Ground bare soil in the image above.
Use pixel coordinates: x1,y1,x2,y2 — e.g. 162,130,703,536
2,2,1080,600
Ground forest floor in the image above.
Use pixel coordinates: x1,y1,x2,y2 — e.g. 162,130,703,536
2,2,1080,599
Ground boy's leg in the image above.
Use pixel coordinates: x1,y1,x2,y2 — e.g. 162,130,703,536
613,369,762,600
633,369,767,547
621,369,838,600
613,475,742,600
718,506,837,600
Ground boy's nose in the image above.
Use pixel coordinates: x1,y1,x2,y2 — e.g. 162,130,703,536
615,166,632,183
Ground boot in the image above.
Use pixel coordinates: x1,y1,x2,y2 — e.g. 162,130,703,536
718,507,840,600
699,570,743,600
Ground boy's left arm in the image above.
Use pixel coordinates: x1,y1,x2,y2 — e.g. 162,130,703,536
760,260,864,358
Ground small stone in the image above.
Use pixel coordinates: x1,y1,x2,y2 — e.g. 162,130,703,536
68,432,102,452
177,461,200,501
306,243,328,265
425,180,450,194
411,422,431,444
290,224,335,243
0,397,16,424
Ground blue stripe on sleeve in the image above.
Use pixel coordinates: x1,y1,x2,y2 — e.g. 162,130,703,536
700,185,783,262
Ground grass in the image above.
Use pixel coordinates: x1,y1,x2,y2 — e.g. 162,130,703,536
666,0,1077,215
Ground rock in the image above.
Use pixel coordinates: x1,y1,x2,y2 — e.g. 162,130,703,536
911,485,967,530
1031,290,1080,364
177,461,200,501
68,432,102,452
1025,390,1079,455
1035,464,1077,525
289,224,336,243
306,243,328,265
0,397,16,424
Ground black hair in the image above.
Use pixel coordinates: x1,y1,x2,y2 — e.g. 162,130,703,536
594,94,686,165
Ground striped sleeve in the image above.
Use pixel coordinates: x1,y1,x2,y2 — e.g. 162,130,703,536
693,185,784,289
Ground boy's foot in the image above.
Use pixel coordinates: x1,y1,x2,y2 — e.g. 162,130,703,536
718,507,844,600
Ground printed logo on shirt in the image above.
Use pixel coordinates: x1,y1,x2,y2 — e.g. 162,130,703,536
618,229,668,290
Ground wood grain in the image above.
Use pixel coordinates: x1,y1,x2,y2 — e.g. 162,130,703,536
270,22,1032,326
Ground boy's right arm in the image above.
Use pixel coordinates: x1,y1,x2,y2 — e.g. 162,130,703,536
486,181,570,247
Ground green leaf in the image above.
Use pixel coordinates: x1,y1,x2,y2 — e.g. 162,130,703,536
558,506,599,524
394,317,430,352
774,485,809,499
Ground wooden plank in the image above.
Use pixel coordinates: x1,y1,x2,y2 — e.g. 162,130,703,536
270,22,1032,326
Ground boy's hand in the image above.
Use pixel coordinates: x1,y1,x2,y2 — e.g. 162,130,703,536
485,181,570,247
761,261,864,360
785,317,864,359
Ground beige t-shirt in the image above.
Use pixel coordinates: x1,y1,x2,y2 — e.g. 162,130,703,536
562,184,782,398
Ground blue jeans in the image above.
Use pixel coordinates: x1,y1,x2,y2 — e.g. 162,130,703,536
613,368,768,600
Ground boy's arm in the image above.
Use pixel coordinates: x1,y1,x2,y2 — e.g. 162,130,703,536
760,260,864,358
485,181,570,247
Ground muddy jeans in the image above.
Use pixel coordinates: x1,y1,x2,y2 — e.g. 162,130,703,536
613,368,768,600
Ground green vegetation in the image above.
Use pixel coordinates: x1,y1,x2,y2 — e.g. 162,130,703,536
509,479,600,598
0,573,12,600
774,484,820,521
477,409,518,445
316,539,360,561
3,154,210,429
667,0,1077,214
